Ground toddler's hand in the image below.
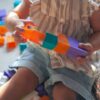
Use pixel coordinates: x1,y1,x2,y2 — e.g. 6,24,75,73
76,43,94,64
13,19,34,43
13,23,26,43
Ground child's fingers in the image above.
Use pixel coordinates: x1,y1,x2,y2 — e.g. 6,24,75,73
79,43,93,54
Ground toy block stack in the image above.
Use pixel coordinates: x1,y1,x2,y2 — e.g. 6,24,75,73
21,23,88,57
0,9,8,36
0,9,8,46
6,35,17,49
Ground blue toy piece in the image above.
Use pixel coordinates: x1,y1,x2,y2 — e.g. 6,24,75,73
67,37,88,57
35,83,48,96
13,0,21,8
19,43,27,54
0,21,5,26
4,70,16,79
0,9,6,19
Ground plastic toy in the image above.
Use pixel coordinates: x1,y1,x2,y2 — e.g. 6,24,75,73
19,43,27,54
0,9,6,18
6,35,17,48
4,69,16,79
0,9,8,35
0,69,16,86
0,25,8,36
20,22,88,57
13,0,21,8
35,83,48,97
0,36,4,46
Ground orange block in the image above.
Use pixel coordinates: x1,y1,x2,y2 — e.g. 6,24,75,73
6,35,16,48
40,96,50,100
0,26,8,36
21,28,45,44
0,36,4,46
54,34,70,54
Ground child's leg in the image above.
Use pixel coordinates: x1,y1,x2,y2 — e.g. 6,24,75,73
0,67,39,100
52,82,77,100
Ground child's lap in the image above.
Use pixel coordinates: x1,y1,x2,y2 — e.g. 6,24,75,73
10,43,95,100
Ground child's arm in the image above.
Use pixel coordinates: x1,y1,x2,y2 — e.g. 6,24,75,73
89,8,100,51
5,0,31,32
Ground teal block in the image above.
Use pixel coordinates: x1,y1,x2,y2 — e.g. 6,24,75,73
0,21,5,26
14,0,21,8
42,33,58,50
19,43,27,54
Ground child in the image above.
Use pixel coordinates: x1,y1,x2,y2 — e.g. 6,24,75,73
0,0,100,100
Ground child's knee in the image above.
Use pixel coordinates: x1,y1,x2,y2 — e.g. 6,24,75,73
52,82,77,100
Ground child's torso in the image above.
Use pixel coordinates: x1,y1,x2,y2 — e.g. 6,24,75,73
28,0,100,76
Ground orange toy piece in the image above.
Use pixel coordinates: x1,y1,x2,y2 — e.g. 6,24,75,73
0,26,8,36
54,34,70,54
0,36,4,46
6,35,16,48
21,23,45,44
40,96,50,100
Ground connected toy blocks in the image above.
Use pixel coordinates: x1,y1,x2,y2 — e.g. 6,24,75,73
20,22,88,57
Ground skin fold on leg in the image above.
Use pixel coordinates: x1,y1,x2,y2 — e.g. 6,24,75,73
0,67,39,100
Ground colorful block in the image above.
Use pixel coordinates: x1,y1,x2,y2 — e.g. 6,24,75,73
0,36,4,46
19,43,27,54
42,33,58,50
21,23,88,57
0,21,5,26
35,83,48,96
67,37,88,57
13,0,21,8
6,35,17,48
21,27,45,44
0,9,6,18
54,34,70,54
4,70,16,79
0,25,8,35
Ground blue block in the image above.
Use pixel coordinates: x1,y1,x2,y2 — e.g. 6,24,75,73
19,43,27,54
4,70,16,79
14,0,21,8
67,37,88,57
0,21,5,26
0,9,6,18
35,83,48,96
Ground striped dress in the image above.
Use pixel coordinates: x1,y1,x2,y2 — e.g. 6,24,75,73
29,0,100,77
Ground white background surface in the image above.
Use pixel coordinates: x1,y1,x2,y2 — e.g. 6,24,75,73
0,0,20,71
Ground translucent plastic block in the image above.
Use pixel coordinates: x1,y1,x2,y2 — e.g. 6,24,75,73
42,33,58,50
6,35,17,48
0,36,4,46
0,26,8,35
54,34,70,54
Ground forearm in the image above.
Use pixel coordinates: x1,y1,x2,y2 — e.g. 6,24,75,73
89,32,100,52
5,0,31,32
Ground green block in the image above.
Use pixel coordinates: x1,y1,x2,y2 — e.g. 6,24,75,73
19,43,27,54
42,33,58,50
